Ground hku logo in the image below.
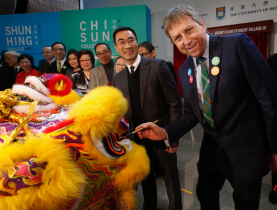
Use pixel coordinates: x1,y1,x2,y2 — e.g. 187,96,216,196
216,7,226,20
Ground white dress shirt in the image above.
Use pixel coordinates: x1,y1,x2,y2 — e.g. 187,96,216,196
126,54,141,73
56,57,66,69
165,34,210,146
192,34,210,110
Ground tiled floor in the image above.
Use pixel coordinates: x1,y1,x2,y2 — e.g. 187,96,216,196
134,131,276,210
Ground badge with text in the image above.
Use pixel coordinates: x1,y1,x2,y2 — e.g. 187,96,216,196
188,68,192,76
189,75,193,83
212,56,220,66
211,66,220,75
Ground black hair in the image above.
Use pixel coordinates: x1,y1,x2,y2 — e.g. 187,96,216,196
52,42,66,52
94,43,111,52
138,41,155,52
115,56,124,63
113,26,137,44
77,49,95,68
17,54,33,64
67,49,80,68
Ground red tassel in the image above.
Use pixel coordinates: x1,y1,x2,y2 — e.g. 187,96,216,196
43,118,75,134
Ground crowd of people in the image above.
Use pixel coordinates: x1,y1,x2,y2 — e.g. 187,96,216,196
0,40,177,98
0,3,277,210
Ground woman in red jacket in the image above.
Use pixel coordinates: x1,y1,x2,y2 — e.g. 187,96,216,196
15,54,41,84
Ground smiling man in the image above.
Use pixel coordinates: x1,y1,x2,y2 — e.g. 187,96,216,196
41,46,55,73
112,26,182,210
136,5,277,210
89,43,114,89
47,42,70,75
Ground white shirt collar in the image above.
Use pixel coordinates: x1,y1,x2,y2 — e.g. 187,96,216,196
49,58,56,64
126,54,141,74
57,57,66,66
14,64,20,69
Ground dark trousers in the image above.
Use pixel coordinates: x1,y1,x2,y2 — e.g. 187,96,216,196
196,149,262,210
136,138,182,210
153,146,182,210
141,141,157,210
272,171,277,189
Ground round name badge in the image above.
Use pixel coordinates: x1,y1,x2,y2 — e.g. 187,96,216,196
211,66,220,76
212,56,220,66
188,68,192,76
63,66,67,69
189,75,193,83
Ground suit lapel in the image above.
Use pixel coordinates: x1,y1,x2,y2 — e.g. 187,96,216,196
208,34,222,108
119,67,130,99
139,57,150,110
121,68,133,121
186,58,203,124
99,65,109,84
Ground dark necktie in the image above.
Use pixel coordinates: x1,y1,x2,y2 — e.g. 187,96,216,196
130,66,135,75
14,67,18,75
196,57,215,129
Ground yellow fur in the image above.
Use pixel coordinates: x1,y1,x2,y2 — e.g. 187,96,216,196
123,189,137,210
48,90,81,105
0,136,86,210
115,142,150,191
68,86,128,139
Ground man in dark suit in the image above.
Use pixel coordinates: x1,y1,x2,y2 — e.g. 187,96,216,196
0,51,22,90
138,41,178,85
267,53,277,204
41,46,55,73
47,42,70,75
112,27,182,210
136,5,277,210
0,58,16,90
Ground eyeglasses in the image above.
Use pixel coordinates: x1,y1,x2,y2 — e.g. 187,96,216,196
5,57,15,61
116,38,137,47
139,51,150,57
96,51,110,57
115,64,126,67
53,48,65,52
79,59,91,63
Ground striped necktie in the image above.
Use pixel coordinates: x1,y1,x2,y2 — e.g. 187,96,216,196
58,61,61,73
197,57,215,129
130,66,134,74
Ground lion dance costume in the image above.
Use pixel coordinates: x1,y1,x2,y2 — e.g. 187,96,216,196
0,74,150,210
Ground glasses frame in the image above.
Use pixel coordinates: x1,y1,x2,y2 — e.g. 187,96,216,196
116,38,137,47
115,63,126,67
96,50,110,57
139,51,151,57
53,48,65,52
79,59,91,63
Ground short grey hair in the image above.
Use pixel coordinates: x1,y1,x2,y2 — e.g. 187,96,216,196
4,51,21,57
164,5,202,39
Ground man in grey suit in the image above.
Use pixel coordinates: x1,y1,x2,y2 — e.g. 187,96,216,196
89,43,114,90
112,26,182,210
